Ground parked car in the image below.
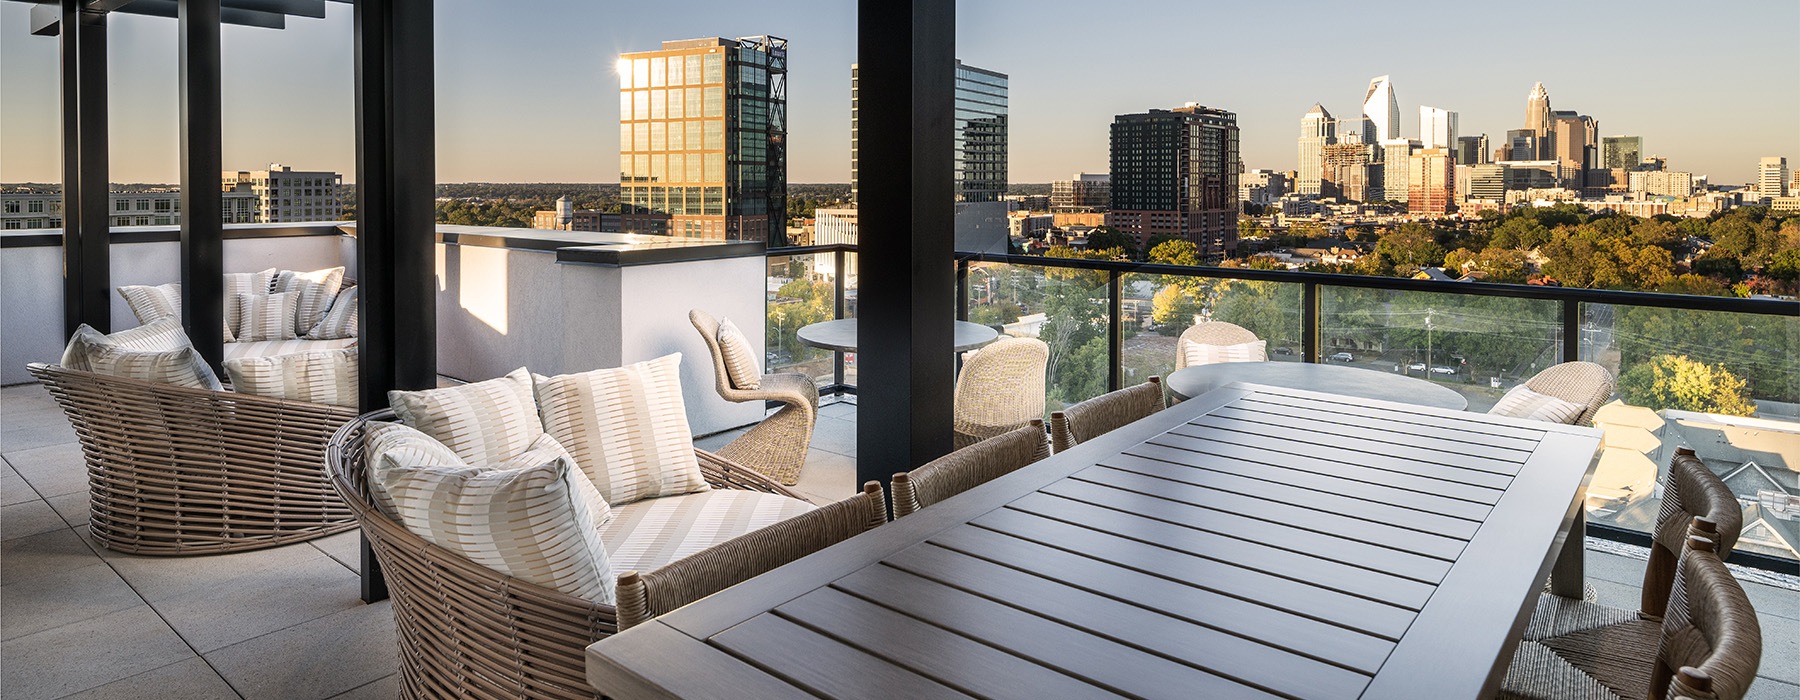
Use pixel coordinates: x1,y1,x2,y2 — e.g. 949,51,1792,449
1430,366,1458,375
1407,362,1426,372
1272,346,1294,356
1329,352,1354,362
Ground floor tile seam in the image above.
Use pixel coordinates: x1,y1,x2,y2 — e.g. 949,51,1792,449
326,673,396,699
45,655,247,700
0,561,146,643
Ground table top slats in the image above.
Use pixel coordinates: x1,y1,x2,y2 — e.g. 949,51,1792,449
1089,455,1484,543
771,586,1111,700
1126,434,1505,509
885,539,1375,698
922,528,1399,675
1209,405,1535,463
583,622,815,700
1231,397,1543,453
1040,478,1453,585
707,614,974,700
1185,415,1526,477
831,564,1287,700
969,507,1419,640
1238,392,1547,442
1155,427,1516,490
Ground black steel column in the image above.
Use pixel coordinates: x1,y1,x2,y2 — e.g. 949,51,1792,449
179,0,225,369
1107,271,1122,390
356,0,436,603
856,0,956,487
60,0,110,336
1561,300,1581,363
1302,282,1320,362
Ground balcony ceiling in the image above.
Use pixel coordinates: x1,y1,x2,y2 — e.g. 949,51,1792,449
15,0,351,34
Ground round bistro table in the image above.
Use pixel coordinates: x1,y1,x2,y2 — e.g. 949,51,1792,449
795,319,1000,354
1166,361,1469,410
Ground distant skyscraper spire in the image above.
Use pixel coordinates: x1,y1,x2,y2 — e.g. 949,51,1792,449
1525,82,1553,160
1362,75,1399,143
1297,103,1337,196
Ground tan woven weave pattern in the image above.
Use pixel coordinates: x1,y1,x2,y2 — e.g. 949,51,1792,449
952,336,1049,450
894,420,1050,518
1174,321,1263,370
1522,361,1615,427
690,309,818,485
535,354,709,507
1051,377,1163,453
1656,541,1761,700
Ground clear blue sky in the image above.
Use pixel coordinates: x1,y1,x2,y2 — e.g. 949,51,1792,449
3,0,1795,185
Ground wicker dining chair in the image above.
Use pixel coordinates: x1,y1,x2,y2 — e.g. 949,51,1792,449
689,309,818,485
1514,361,1616,426
1174,321,1263,370
325,410,813,700
616,481,887,631
28,362,358,555
1050,377,1163,454
1654,537,1762,700
1499,448,1744,700
952,336,1049,449
892,420,1050,519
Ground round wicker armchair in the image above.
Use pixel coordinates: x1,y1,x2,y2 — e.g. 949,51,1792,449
27,362,358,555
953,336,1049,450
325,410,808,700
1518,361,1614,426
689,309,818,485
1175,321,1263,370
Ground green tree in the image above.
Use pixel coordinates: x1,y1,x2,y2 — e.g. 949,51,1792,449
1370,223,1445,276
1618,355,1756,416
1150,284,1201,335
1083,227,1138,259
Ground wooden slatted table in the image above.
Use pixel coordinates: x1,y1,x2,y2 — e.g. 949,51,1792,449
587,383,1603,700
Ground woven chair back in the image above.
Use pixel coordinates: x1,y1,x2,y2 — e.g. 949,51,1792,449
1522,361,1614,426
1050,377,1163,453
1642,448,1744,619
952,336,1048,448
1175,321,1262,369
1652,536,1761,700
893,420,1050,518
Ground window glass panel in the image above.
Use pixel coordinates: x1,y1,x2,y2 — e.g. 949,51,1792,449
687,187,702,212
619,123,631,151
668,154,685,183
686,121,703,150
633,90,649,120
703,53,723,83
650,121,665,151
668,55,683,86
634,154,650,181
667,121,684,151
633,123,649,152
667,88,684,119
651,155,666,182
633,59,649,90
703,86,723,117
649,56,665,87
704,153,724,182
686,55,702,84
686,153,704,182
650,90,665,120
704,120,723,150
705,187,723,215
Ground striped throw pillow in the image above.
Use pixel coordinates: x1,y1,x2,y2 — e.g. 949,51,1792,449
1489,385,1586,425
277,267,346,338
716,317,761,390
366,423,612,527
389,367,546,466
59,318,192,372
375,434,618,604
1180,339,1267,367
223,347,360,408
86,343,223,391
535,354,709,507
306,286,358,340
117,283,237,342
224,269,278,339
233,292,300,342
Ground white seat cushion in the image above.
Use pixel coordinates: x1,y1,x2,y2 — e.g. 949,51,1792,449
223,348,360,408
716,317,761,390
600,489,816,574
390,367,545,466
222,338,357,361
1180,338,1267,367
535,354,708,507
1490,385,1586,424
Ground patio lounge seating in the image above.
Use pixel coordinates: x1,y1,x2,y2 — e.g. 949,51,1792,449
1174,320,1264,370
1050,376,1163,453
952,336,1049,449
892,420,1049,518
28,363,358,554
689,309,818,485
1504,361,1615,426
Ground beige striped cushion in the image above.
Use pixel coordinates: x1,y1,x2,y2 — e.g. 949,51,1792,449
86,343,223,391
276,267,346,338
1490,385,1586,424
224,269,278,339
390,367,546,466
365,423,611,527
119,282,238,342
234,292,299,342
59,318,192,371
1180,338,1267,367
716,317,762,390
223,348,359,408
376,435,617,604
600,490,817,574
223,338,358,361
306,286,358,340
535,354,708,507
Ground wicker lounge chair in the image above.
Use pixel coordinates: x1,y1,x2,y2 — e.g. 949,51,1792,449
1514,361,1615,426
952,336,1048,449
28,362,357,555
689,309,818,485
615,481,886,631
892,420,1050,518
326,410,821,700
1050,377,1163,453
1174,321,1262,370
1499,448,1745,700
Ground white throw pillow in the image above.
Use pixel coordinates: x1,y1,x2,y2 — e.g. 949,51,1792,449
1181,339,1268,367
233,292,300,342
534,354,709,507
223,348,360,408
365,422,610,527
224,268,279,340
60,318,191,372
306,286,358,340
85,343,223,391
716,317,761,390
1489,385,1587,425
118,282,237,342
389,367,546,466
277,267,346,338
373,432,617,604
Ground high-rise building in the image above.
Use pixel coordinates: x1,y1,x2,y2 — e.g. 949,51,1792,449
1381,139,1419,203
1506,130,1539,165
1,189,259,229
619,36,787,243
1601,136,1644,170
1109,104,1241,259
1051,173,1110,212
851,60,1008,205
1407,148,1454,214
222,164,343,223
1757,157,1790,198
1238,169,1288,207
1419,106,1458,150
1322,142,1379,202
1296,103,1337,196
1361,75,1400,144
1469,164,1508,201
1455,135,1490,165
1550,111,1598,188
1524,82,1554,160
1628,170,1697,197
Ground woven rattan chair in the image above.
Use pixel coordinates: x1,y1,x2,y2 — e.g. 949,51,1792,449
1050,377,1163,453
28,363,357,555
892,420,1050,518
1654,537,1762,700
952,336,1049,450
1516,361,1616,426
1174,321,1262,370
689,309,818,485
615,481,886,631
1499,448,1745,700
325,410,812,700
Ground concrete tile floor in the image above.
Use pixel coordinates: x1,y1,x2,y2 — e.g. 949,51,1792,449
4,383,1797,698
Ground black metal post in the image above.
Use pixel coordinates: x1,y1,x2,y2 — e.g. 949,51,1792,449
178,0,225,370
1107,270,1122,390
1302,282,1320,362
833,248,847,390
355,0,436,603
1561,299,1581,363
856,0,956,488
61,0,110,336
956,258,969,322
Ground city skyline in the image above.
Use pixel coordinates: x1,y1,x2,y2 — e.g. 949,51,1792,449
2,1,1795,185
